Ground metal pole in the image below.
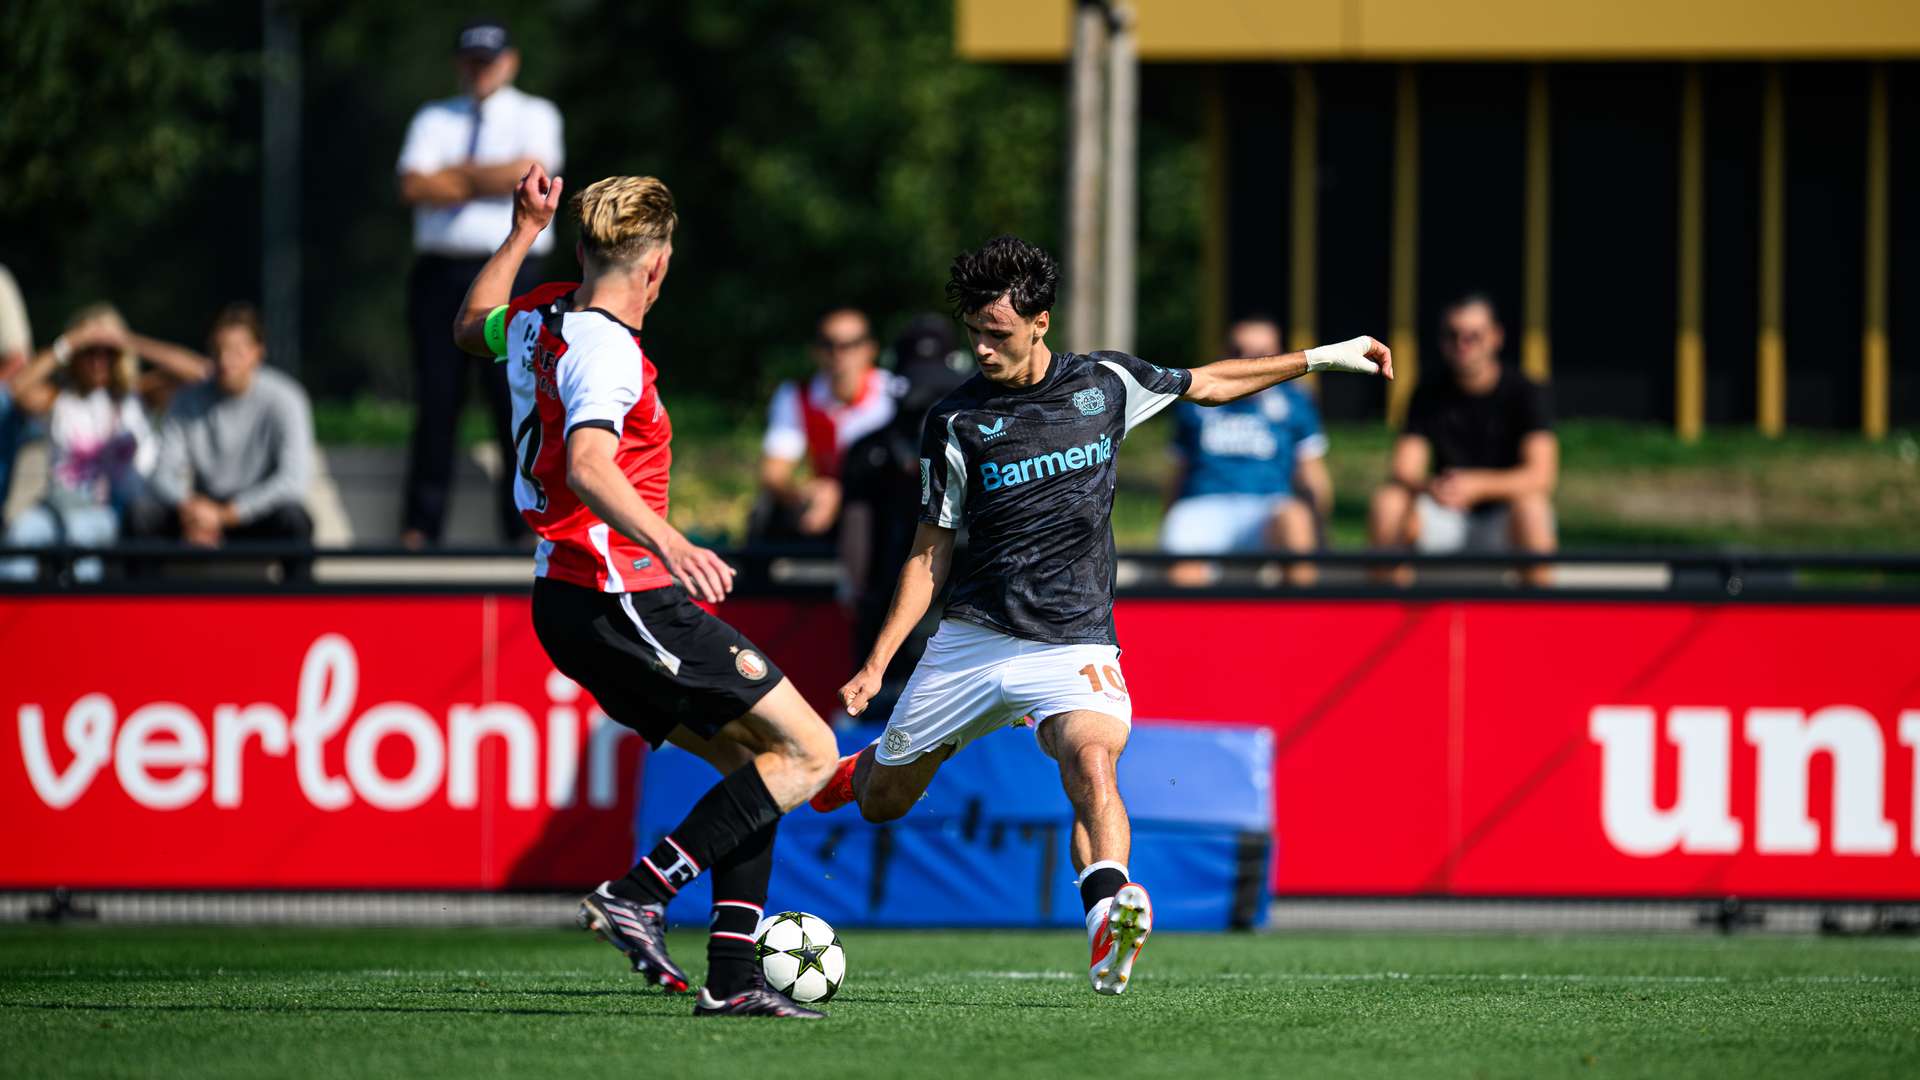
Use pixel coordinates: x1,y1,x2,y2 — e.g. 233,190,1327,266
1757,65,1786,437
1522,64,1551,383
1863,64,1890,441
1289,65,1319,356
1066,1,1107,353
1197,70,1228,366
262,0,302,377
1101,2,1137,354
1387,66,1420,428
1676,65,1706,443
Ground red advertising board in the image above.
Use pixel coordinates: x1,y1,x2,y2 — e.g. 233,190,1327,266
0,595,849,890
3,594,1916,898
1115,600,1920,899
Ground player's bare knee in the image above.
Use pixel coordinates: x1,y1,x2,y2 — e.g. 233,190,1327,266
1065,741,1119,792
784,723,839,790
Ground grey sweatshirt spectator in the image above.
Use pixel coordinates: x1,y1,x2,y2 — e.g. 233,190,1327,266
128,305,315,569
146,370,312,520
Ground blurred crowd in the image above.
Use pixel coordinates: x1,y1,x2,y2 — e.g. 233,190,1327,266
0,269,316,582
1,17,1560,592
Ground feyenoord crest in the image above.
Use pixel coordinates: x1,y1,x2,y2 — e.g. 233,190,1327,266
883,728,911,756
733,648,769,682
1072,387,1106,416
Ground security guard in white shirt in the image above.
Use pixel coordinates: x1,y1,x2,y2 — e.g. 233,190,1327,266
397,18,563,547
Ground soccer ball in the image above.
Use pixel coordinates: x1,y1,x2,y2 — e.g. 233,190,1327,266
754,911,845,1003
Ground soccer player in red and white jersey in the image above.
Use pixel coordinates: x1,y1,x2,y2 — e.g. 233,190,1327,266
453,165,837,1020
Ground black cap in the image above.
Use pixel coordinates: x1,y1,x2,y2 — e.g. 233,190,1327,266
892,314,970,412
455,20,510,58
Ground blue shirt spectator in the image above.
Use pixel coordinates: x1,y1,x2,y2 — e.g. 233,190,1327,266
1169,383,1327,501
1159,317,1333,585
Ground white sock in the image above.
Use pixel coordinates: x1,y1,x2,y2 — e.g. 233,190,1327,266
1085,897,1113,939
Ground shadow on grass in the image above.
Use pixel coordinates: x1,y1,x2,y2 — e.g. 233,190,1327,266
837,994,1076,1009
1,999,625,1019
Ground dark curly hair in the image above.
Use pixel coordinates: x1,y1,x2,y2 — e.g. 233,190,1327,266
946,235,1060,320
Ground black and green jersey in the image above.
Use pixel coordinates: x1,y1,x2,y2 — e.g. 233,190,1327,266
918,350,1191,647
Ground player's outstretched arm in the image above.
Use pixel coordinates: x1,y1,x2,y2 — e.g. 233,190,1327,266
840,522,955,717
565,427,736,603
1183,336,1393,406
452,163,564,357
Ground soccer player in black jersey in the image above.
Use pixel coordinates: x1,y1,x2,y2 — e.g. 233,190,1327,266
811,235,1391,994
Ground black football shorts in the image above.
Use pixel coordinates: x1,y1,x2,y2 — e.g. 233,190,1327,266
531,578,786,745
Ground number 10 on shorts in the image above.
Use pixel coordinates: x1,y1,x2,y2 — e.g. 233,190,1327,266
1077,664,1128,697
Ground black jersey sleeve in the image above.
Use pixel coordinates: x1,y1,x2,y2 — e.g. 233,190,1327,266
917,407,968,529
1090,351,1194,436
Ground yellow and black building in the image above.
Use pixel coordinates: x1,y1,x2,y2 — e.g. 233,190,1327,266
958,0,1918,437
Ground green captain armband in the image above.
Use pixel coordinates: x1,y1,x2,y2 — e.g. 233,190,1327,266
483,305,511,360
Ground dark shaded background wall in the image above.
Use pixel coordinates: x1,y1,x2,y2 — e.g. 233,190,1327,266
1222,61,1917,428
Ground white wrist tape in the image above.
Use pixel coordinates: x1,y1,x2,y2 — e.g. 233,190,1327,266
1304,336,1379,375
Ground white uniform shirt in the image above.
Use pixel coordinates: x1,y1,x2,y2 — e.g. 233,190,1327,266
761,369,903,467
396,84,564,256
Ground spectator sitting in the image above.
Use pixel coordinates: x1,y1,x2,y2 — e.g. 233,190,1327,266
838,314,971,707
1160,315,1331,587
752,307,902,543
0,264,34,511
1367,293,1557,585
127,304,315,575
1,305,162,582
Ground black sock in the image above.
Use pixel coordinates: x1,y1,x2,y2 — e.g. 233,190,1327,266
610,763,783,905
1079,861,1128,915
706,820,778,997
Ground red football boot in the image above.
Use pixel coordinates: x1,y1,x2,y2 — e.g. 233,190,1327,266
808,753,859,813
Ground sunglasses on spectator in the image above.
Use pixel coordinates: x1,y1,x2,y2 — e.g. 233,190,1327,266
816,335,873,352
1441,328,1486,344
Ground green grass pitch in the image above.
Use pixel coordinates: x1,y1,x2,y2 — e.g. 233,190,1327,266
2,924,1915,1078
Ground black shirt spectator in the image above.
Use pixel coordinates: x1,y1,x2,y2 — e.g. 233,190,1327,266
838,317,969,706
1403,362,1553,476
1368,294,1559,582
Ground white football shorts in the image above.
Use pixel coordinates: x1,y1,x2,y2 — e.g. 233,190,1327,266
874,619,1133,766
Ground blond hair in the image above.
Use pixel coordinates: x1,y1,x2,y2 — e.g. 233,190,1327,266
573,175,677,268
62,302,139,399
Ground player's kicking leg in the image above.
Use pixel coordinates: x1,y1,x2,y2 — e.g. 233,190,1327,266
812,621,1016,817
810,739,950,820
536,576,836,1018
587,678,837,1018
1038,709,1151,995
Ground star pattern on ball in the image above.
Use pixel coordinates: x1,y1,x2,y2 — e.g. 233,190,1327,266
784,932,829,979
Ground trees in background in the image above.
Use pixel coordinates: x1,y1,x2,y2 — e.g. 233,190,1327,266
1,0,1205,407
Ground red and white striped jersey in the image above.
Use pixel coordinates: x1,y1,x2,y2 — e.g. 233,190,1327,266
503,282,675,593
760,368,902,479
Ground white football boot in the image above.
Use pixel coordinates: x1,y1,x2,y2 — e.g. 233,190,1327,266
1087,882,1153,995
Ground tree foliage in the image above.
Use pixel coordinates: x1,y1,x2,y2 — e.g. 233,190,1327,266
3,0,1206,405
1,0,256,339
1,0,251,220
